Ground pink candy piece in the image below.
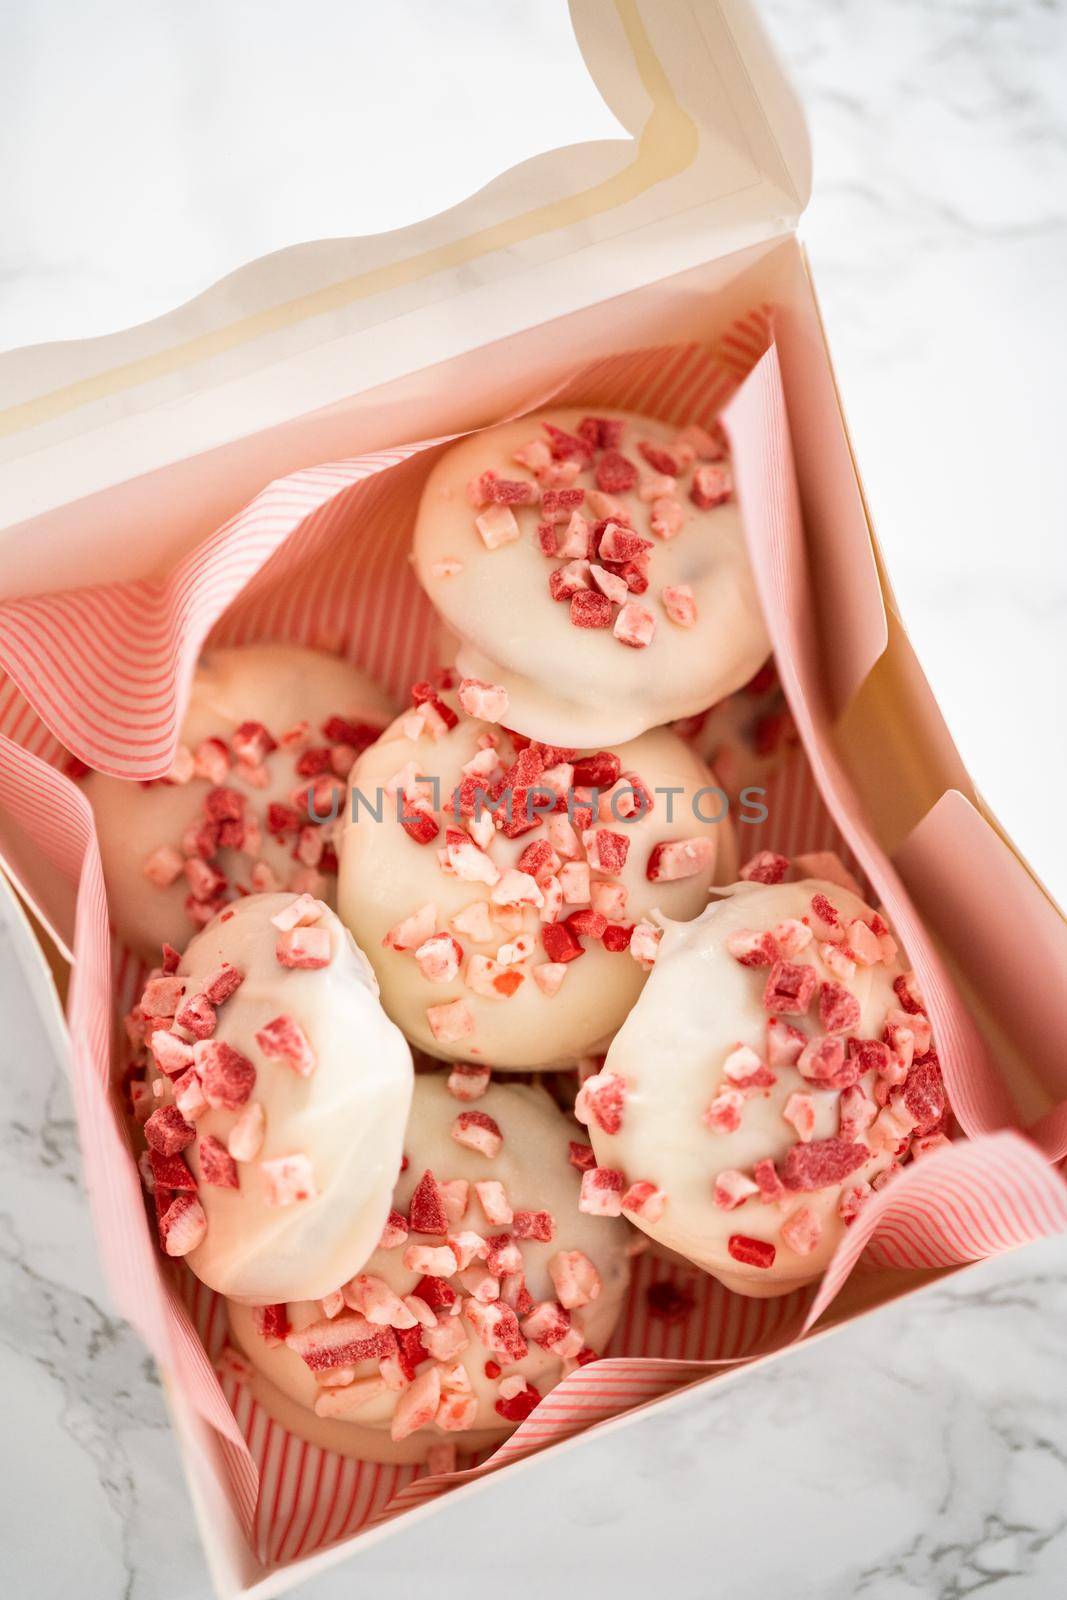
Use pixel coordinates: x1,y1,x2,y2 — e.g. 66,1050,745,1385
578,1167,624,1217
227,1101,265,1162
713,1169,760,1210
739,851,790,885
783,1092,817,1143
260,1153,317,1205
447,1063,491,1101
621,1180,667,1222
646,837,714,883
158,1194,207,1257
270,893,326,932
384,902,437,952
255,1014,316,1076
475,504,521,549
143,845,184,888
661,584,697,627
549,1249,602,1310
780,1205,822,1256
451,1110,503,1158
414,932,464,984
458,678,510,722
613,602,656,649
427,999,475,1044
276,926,331,969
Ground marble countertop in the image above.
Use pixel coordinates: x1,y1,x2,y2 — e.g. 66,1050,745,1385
2,2,1066,1596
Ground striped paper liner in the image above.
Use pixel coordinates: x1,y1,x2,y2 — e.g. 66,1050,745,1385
1,310,1066,1581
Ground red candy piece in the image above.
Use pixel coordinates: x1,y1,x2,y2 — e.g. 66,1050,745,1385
414,1275,457,1311
294,746,332,778
903,1054,947,1134
149,1148,197,1192
400,810,440,846
727,1235,776,1269
596,522,651,563
205,786,244,823
253,1303,290,1342
819,981,862,1034
591,829,629,873
542,921,586,964
763,960,817,1015
144,1105,195,1156
198,1041,256,1110
409,1170,449,1235
396,1325,430,1382
594,450,638,494
637,440,682,476
571,751,621,789
570,591,613,629
494,1383,541,1423
322,715,382,751
568,1141,596,1172
578,416,625,450
543,422,595,464
566,909,607,941
200,963,244,1005
602,923,633,953
779,1138,868,1192
198,1134,239,1189
287,1314,398,1373
512,1210,555,1242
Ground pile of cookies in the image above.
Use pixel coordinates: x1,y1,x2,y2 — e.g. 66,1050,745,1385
97,410,949,1467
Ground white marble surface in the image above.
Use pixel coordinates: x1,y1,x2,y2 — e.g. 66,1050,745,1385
2,2,1067,1597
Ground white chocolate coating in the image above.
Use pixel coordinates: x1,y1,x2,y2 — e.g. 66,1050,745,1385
413,409,771,746
228,1075,632,1462
86,645,394,960
144,893,413,1303
590,881,916,1297
338,692,737,1068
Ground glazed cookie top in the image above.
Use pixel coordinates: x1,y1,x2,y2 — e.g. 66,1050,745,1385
84,645,393,959
413,409,770,746
128,892,413,1305
337,679,736,1068
227,1075,632,1462
581,859,950,1296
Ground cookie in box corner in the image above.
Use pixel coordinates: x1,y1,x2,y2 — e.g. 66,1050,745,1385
579,851,951,1297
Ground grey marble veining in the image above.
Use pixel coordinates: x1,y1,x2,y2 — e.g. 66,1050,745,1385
2,3,1067,1597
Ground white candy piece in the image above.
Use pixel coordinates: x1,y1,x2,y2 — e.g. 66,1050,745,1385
413,409,770,746
143,892,412,1304
227,1076,632,1463
589,880,925,1297
85,645,394,959
338,695,738,1068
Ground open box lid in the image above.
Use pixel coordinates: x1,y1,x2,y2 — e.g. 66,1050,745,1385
0,0,809,596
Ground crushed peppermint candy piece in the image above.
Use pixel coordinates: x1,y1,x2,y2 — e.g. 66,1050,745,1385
254,1014,316,1076
451,1110,503,1158
549,1249,602,1309
260,1153,317,1205
579,1166,624,1217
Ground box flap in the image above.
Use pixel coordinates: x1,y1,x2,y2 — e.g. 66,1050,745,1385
0,0,808,590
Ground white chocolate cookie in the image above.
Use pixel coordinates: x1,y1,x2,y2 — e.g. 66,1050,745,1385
129,892,413,1304
227,1075,632,1463
582,872,949,1297
85,645,393,960
414,409,770,746
337,683,737,1069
